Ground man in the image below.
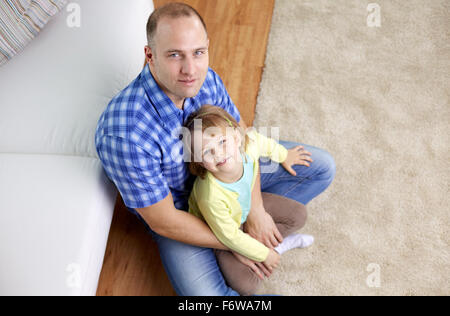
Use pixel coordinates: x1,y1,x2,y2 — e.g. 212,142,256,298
95,3,335,296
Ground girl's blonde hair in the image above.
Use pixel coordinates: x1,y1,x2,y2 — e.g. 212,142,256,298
184,105,249,179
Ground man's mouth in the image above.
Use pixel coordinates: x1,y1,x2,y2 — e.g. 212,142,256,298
179,79,196,86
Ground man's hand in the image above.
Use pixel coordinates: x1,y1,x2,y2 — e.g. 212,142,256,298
281,145,313,176
231,251,272,280
244,205,283,249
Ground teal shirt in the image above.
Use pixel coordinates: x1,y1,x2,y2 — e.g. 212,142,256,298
216,154,254,224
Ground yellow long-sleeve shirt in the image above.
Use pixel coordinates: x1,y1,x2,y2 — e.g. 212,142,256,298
188,130,288,262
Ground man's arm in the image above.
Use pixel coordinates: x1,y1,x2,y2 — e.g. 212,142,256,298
136,192,228,250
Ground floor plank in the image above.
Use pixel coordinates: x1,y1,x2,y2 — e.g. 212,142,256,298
96,0,275,296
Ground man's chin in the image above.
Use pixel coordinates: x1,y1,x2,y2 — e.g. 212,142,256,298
176,80,204,97
180,88,202,99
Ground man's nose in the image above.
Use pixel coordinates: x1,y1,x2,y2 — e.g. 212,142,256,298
181,56,195,75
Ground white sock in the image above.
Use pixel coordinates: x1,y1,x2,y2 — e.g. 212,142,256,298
274,234,314,255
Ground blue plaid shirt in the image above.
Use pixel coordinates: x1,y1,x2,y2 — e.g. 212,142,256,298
95,65,241,211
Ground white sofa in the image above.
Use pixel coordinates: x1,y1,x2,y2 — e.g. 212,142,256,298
0,0,154,295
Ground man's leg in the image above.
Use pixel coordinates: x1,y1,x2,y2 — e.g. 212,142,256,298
150,229,240,296
260,141,336,205
128,208,239,296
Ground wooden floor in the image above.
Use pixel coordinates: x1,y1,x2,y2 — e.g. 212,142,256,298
96,0,275,296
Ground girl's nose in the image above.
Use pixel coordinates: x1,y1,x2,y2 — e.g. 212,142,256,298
214,152,227,163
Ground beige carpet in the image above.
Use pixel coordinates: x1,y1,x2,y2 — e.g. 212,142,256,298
254,0,449,295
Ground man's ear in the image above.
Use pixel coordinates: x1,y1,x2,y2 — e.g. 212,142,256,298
144,45,154,65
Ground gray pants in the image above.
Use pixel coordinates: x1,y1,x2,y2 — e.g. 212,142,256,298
215,192,308,295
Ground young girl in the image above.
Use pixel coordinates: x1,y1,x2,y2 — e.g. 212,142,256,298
185,105,314,295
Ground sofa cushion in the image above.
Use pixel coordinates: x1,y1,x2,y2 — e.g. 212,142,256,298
0,153,116,295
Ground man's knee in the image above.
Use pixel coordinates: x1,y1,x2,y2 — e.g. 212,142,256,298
321,150,336,181
310,148,336,185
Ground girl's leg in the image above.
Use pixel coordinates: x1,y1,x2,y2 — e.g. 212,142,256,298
215,193,309,296
263,192,314,254
215,249,261,296
261,192,307,237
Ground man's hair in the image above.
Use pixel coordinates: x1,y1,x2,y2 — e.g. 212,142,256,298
146,2,207,49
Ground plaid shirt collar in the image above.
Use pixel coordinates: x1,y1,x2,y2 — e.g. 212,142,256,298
140,65,188,131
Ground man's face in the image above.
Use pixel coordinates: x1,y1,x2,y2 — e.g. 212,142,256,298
147,16,209,107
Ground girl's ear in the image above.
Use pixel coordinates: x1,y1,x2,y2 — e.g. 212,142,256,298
234,128,243,147
234,128,246,159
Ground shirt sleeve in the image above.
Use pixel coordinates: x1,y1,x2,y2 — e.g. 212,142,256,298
96,135,170,209
209,69,242,123
197,197,270,262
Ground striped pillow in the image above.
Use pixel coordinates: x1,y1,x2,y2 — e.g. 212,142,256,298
0,0,67,67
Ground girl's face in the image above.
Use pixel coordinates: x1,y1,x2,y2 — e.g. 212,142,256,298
193,127,243,176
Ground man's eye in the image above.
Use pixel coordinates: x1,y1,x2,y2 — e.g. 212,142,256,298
169,53,180,58
195,50,206,56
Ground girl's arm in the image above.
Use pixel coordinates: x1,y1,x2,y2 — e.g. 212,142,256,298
250,130,313,176
250,130,288,163
197,198,270,262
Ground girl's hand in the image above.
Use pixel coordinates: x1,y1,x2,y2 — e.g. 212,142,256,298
244,208,283,248
281,146,313,176
231,251,272,280
263,249,280,272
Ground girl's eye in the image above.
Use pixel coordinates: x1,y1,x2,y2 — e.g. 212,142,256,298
203,149,212,156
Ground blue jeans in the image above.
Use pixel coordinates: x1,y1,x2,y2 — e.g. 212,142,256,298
138,141,335,296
